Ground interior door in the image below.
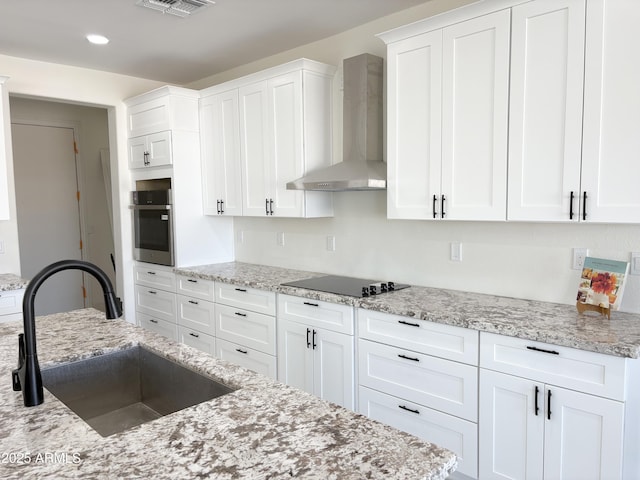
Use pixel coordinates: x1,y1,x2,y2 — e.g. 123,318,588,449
11,123,85,315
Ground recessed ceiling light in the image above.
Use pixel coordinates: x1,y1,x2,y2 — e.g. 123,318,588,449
86,34,109,45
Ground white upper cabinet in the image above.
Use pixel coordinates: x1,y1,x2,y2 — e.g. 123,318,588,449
126,87,199,138
383,9,510,221
128,130,172,169
200,89,243,216
441,10,510,221
0,77,12,220
508,0,587,222
582,0,640,223
200,59,335,218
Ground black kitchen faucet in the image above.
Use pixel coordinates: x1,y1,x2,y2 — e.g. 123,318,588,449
11,260,122,407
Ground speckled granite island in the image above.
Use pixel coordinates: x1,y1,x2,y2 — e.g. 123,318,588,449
176,262,640,359
0,274,28,292
0,309,457,479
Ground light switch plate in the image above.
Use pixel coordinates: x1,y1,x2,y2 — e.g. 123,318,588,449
631,252,640,275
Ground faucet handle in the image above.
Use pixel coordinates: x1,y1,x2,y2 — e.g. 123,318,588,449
12,334,25,391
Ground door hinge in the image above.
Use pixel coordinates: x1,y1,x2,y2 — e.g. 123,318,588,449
74,141,79,154
79,239,83,250
82,286,87,298
76,191,80,201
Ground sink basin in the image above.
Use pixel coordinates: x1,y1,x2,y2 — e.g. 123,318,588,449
41,346,235,437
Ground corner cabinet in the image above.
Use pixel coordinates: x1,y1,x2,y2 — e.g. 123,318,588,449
199,59,336,218
381,9,510,221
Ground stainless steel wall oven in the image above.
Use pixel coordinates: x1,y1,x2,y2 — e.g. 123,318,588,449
130,189,174,266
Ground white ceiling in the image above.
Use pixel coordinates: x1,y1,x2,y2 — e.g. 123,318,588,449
0,0,430,85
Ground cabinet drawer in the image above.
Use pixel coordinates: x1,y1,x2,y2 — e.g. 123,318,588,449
480,332,626,400
278,294,354,335
134,265,176,291
359,339,478,421
358,308,478,365
359,386,477,479
215,282,276,316
176,275,214,302
0,288,24,316
177,295,215,336
135,285,176,323
138,312,177,341
178,326,216,355
216,338,277,380
215,304,276,355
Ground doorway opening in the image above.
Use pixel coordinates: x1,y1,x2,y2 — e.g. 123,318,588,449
10,97,115,316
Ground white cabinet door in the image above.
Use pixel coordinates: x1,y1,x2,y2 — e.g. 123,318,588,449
200,90,243,216
508,0,586,222
441,9,510,221
386,30,443,220
239,81,270,216
582,0,640,223
267,71,304,217
543,386,624,480
128,131,172,169
277,318,314,395
314,328,354,410
479,369,544,480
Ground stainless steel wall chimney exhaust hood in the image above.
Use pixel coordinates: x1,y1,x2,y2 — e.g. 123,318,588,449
286,53,385,191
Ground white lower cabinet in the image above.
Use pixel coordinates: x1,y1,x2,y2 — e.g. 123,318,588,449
178,326,216,355
216,337,277,379
138,312,178,341
357,309,479,479
277,295,355,410
215,284,277,378
0,288,25,323
479,332,626,480
359,385,477,479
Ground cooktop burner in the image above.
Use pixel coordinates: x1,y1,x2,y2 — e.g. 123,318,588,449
281,275,410,298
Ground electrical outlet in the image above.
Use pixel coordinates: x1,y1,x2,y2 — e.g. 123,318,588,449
277,232,285,247
0,240,4,254
450,242,462,262
631,252,640,275
572,248,589,270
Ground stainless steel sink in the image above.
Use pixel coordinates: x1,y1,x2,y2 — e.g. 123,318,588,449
41,346,235,437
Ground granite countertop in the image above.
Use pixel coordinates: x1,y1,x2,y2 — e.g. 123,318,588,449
0,309,456,480
175,262,640,359
0,274,28,292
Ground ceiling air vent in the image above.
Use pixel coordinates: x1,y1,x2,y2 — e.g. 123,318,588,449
136,0,215,17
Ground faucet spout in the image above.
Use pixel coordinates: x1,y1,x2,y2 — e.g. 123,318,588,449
12,260,122,407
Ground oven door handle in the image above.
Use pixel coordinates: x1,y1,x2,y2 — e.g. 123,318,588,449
129,204,172,210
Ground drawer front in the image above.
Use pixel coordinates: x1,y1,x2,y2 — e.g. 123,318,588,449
176,275,214,301
134,265,176,291
358,308,478,365
278,294,354,335
135,285,177,323
138,312,178,341
178,326,216,355
0,288,24,316
216,338,277,380
359,339,478,421
215,282,276,316
480,332,626,400
359,386,478,479
177,295,215,336
215,304,276,355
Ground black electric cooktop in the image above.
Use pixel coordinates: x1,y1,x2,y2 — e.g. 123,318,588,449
281,275,410,298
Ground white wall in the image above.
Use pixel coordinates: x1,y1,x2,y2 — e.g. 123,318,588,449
191,0,640,314
0,53,164,322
